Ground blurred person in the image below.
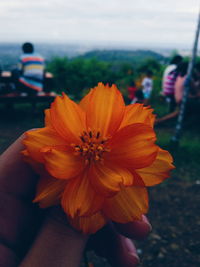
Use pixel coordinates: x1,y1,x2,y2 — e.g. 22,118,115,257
0,134,152,267
156,61,185,125
156,61,199,125
15,42,45,95
131,89,145,104
174,62,188,104
192,62,200,98
127,81,137,103
141,70,153,105
162,55,183,111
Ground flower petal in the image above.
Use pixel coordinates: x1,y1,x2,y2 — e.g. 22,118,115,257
68,212,107,234
50,93,86,143
44,108,52,127
43,148,85,179
86,83,125,138
120,104,155,129
79,89,93,111
23,128,66,163
33,174,66,208
61,171,104,218
131,170,145,186
136,148,175,186
89,163,133,197
103,186,148,223
21,149,45,175
107,123,158,169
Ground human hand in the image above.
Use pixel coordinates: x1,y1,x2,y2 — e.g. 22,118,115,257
0,134,151,267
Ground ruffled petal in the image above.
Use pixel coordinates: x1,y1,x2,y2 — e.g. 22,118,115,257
23,128,66,163
103,186,148,223
131,170,145,186
120,104,155,129
136,148,175,186
61,171,104,217
89,163,133,197
79,89,93,111
33,174,66,208
50,93,86,143
68,212,107,234
85,83,125,138
43,148,85,179
44,108,52,127
107,123,158,169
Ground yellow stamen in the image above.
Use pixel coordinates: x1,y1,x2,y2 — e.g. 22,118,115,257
72,131,110,162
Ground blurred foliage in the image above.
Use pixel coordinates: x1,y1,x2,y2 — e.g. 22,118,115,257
46,51,200,105
47,57,117,99
47,55,163,101
81,49,165,63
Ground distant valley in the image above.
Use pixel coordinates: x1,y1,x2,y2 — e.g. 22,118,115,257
0,42,190,70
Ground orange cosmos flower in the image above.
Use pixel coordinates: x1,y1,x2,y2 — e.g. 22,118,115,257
22,83,174,234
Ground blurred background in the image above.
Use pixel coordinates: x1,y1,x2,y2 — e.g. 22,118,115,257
0,0,200,266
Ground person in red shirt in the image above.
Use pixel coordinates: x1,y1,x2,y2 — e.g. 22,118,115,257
128,81,137,103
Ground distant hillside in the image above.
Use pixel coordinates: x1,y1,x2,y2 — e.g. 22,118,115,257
0,43,86,69
81,49,165,64
0,43,166,70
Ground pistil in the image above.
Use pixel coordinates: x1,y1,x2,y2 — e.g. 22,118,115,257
71,130,110,164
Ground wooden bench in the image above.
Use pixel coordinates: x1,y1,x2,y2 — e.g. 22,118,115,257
0,71,56,109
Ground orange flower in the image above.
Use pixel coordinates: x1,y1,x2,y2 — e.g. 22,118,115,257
22,83,174,234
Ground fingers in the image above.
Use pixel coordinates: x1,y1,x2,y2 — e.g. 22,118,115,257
0,191,39,250
0,244,19,267
0,134,42,265
106,235,139,267
88,216,151,266
20,207,88,267
0,133,38,198
89,223,139,267
114,215,152,240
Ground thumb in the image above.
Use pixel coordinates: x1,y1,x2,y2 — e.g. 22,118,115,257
20,207,88,267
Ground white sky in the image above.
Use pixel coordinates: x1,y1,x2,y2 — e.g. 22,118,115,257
0,0,199,48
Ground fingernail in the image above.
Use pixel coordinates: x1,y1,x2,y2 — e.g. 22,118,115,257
124,238,140,262
128,252,140,265
142,215,152,231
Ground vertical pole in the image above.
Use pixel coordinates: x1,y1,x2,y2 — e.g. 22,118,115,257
171,11,200,144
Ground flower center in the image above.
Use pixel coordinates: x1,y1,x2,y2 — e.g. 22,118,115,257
72,130,110,164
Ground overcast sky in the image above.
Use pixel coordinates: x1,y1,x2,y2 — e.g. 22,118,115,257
0,0,199,48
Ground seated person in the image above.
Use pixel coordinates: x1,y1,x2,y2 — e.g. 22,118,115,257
17,42,45,95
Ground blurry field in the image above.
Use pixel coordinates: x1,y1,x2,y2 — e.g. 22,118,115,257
0,99,200,267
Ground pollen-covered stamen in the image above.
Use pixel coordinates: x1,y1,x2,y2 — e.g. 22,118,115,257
96,131,100,139
72,130,110,163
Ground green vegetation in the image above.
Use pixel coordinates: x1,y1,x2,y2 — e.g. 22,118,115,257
47,51,164,100
81,49,165,63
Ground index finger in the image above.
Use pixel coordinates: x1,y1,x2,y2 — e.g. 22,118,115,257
0,134,38,198
0,134,41,265
114,215,152,240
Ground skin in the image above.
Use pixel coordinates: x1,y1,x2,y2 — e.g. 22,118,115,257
0,134,152,267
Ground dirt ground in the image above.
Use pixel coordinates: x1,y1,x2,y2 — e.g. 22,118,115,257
0,104,200,267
